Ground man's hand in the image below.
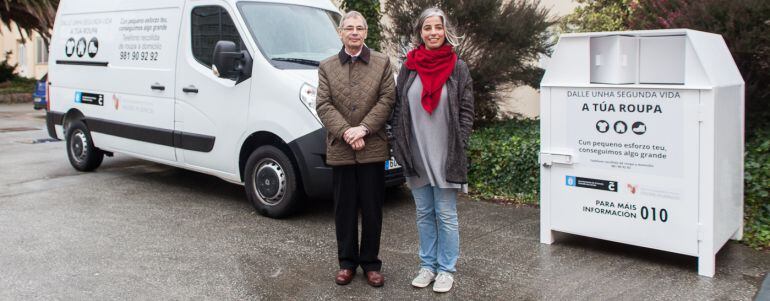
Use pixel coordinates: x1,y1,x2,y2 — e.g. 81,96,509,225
343,126,368,145
351,138,365,151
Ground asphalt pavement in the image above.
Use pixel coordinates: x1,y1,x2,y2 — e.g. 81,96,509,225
1,103,768,300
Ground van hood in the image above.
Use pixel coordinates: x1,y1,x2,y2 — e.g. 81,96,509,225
284,69,319,87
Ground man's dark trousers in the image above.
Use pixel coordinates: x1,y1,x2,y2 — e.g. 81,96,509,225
333,162,384,272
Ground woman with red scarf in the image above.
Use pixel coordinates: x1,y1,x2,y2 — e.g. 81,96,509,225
389,7,475,293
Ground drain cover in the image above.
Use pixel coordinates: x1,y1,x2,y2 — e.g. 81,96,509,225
0,127,39,133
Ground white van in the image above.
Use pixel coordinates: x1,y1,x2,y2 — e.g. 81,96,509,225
45,0,403,217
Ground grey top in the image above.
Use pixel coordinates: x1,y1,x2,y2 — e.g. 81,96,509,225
406,75,462,190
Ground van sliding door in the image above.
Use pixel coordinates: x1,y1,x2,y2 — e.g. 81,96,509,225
174,2,253,176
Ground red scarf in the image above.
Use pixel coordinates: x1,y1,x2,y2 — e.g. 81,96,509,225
405,44,457,114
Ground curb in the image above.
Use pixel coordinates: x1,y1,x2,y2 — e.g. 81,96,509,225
756,272,770,301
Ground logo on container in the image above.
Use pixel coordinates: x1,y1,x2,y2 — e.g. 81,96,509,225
627,183,638,194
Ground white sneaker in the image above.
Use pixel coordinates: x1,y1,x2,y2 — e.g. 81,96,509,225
411,268,435,288
432,272,454,293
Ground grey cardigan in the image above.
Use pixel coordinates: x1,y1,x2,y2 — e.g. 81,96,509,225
389,59,475,184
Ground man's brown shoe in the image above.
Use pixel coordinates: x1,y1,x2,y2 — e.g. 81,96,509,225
366,271,384,287
335,269,355,285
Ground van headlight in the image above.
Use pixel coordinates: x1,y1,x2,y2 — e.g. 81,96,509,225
299,83,320,121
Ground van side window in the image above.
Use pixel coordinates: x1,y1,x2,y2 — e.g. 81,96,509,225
191,6,243,67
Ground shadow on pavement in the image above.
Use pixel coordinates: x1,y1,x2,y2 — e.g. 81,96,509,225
117,162,412,221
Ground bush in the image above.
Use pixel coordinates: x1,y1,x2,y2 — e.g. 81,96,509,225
384,0,554,123
0,52,17,83
467,119,540,204
743,126,770,249
559,0,634,32
0,77,36,95
339,0,384,51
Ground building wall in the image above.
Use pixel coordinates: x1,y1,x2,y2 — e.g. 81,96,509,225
0,22,49,80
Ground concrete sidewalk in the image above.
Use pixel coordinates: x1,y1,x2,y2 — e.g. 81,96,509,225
0,103,768,300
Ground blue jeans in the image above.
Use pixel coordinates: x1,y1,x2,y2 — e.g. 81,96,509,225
411,184,459,273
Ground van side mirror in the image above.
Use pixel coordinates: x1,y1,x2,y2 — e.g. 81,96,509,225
212,41,252,83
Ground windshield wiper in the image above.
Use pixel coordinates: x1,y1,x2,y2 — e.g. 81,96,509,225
271,57,320,66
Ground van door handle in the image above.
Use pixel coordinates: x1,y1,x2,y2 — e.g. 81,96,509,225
151,84,165,91
182,86,199,94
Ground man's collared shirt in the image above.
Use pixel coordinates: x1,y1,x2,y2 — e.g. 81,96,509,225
339,46,370,65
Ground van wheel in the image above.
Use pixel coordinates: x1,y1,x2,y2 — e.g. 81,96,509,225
66,120,104,171
245,145,300,218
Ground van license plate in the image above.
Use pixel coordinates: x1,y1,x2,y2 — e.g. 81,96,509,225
385,157,401,170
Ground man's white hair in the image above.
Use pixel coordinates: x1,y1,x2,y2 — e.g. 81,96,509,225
339,10,368,29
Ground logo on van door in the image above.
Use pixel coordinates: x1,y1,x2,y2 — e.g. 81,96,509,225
75,91,104,106
65,38,76,57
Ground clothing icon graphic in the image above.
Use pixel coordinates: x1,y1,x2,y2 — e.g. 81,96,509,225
76,38,87,57
596,120,609,133
65,38,76,57
614,121,628,134
632,122,647,135
87,37,99,58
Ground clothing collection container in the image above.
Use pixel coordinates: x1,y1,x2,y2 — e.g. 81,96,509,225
538,29,744,277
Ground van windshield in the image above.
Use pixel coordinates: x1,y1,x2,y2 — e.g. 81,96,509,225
238,3,342,67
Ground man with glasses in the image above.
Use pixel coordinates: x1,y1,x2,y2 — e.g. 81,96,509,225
316,11,395,287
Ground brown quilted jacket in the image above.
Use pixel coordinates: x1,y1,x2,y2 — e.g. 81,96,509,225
316,47,396,166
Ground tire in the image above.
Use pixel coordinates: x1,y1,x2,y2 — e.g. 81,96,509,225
244,145,301,218
65,120,104,171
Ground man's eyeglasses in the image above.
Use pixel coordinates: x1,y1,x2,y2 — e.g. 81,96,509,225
342,26,367,33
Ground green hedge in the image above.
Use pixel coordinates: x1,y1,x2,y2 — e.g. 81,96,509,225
743,126,770,249
0,78,36,95
467,119,540,204
467,119,770,249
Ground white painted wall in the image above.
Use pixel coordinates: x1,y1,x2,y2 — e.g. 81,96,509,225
0,22,49,80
